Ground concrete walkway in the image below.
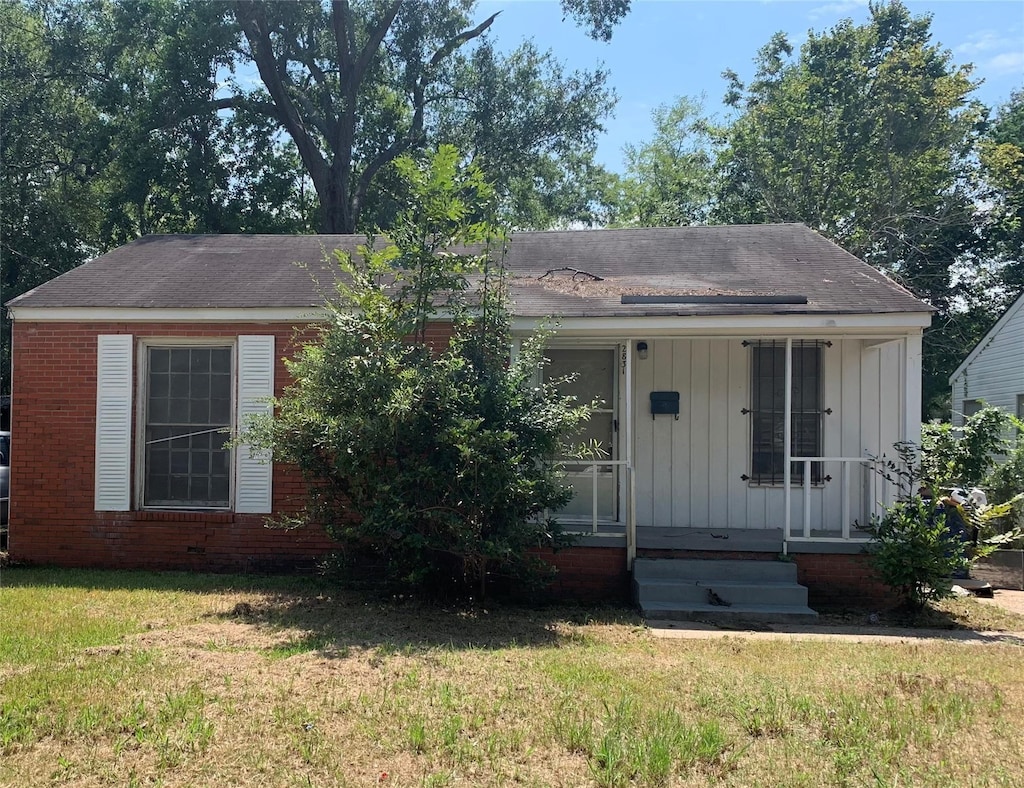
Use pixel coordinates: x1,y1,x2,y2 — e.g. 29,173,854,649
647,589,1024,645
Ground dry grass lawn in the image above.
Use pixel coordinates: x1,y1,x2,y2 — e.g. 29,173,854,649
2,567,1024,787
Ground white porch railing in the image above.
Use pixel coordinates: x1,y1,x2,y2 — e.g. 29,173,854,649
559,459,631,535
784,456,885,551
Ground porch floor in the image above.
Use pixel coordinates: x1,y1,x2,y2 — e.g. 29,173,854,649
638,527,871,554
564,524,872,554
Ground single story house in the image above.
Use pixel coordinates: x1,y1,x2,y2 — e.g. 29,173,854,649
949,290,1024,426
6,225,932,612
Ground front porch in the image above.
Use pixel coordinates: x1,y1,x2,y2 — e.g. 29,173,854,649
537,329,922,568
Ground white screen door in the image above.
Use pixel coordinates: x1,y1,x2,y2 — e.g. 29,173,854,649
545,347,619,522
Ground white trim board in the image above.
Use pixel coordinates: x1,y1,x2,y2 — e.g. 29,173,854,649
8,306,331,323
512,313,932,335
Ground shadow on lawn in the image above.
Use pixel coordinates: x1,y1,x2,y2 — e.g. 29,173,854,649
1,565,644,652
214,593,645,653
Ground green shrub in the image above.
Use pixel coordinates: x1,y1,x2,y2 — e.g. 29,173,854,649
242,147,592,597
983,427,1024,541
866,409,1024,605
862,496,970,609
920,406,1011,489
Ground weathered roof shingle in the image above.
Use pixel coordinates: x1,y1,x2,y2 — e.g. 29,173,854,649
7,225,930,317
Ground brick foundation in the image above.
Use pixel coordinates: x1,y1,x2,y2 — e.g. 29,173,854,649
791,552,894,608
533,546,630,601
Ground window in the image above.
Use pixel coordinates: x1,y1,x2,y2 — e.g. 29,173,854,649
1017,394,1023,421
94,334,274,514
144,346,233,508
749,342,823,484
962,399,982,418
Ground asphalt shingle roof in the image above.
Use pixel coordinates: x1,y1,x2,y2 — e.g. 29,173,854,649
7,225,930,317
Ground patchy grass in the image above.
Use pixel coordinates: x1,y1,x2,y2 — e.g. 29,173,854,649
816,594,1024,632
2,567,1024,786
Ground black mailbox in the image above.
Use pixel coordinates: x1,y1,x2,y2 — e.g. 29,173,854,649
650,391,680,419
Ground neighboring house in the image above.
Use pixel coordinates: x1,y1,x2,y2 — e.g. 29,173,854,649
950,291,1024,427
5,225,932,609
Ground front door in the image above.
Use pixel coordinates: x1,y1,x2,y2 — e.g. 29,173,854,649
544,347,619,523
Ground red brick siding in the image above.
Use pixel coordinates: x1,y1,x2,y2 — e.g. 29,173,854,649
532,547,630,601
8,320,454,572
792,553,894,608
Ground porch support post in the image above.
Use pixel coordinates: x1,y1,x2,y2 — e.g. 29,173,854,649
625,339,636,570
903,333,923,445
783,337,793,553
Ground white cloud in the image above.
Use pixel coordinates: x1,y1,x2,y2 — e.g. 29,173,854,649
955,31,1010,56
986,51,1024,76
807,0,868,21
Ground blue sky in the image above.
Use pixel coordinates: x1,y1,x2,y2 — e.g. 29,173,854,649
475,0,1024,170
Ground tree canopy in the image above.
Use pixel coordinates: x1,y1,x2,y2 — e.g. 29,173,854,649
604,1,1009,415
601,96,719,228
1,0,627,384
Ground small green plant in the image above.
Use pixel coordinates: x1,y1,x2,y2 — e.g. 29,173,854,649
862,496,969,609
866,409,1024,607
863,442,973,608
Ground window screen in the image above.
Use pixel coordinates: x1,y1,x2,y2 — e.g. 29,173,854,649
145,346,232,507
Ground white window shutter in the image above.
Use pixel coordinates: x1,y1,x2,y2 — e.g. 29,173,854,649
95,334,133,511
235,335,275,513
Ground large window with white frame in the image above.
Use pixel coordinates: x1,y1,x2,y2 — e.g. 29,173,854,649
95,333,273,514
143,345,233,508
749,341,823,484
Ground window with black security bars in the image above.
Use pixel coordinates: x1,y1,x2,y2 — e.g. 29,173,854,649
145,346,233,508
749,341,823,484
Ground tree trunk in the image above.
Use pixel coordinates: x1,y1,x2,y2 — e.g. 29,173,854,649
318,184,356,234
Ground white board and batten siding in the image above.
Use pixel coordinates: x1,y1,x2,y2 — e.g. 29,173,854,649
950,293,1024,427
632,337,912,531
93,334,275,514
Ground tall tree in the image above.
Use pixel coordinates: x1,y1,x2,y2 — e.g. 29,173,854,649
714,1,985,415
102,0,621,234
601,96,719,227
1,0,627,391
979,90,1024,302
1,0,107,381
14,0,623,235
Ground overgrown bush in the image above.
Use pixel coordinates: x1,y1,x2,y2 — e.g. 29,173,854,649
862,496,969,609
866,408,1024,606
863,443,973,608
243,147,593,597
920,406,1010,488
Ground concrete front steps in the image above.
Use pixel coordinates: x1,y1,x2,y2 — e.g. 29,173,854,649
634,558,819,624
